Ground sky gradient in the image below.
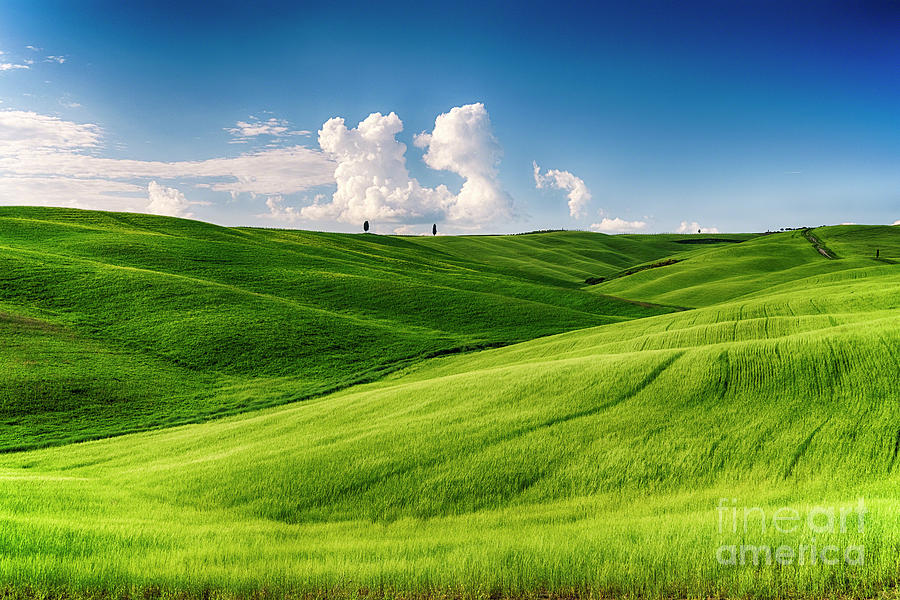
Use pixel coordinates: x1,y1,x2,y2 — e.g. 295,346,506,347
0,0,897,234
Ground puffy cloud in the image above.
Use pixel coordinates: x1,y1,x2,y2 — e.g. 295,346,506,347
417,103,511,224
225,116,310,143
0,110,335,211
590,217,647,233
677,220,719,234
533,161,591,218
264,194,307,222
892,220,899,226
302,111,449,223
146,181,195,218
0,63,30,71
306,103,512,227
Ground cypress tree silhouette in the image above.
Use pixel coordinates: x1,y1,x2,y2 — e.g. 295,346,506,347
363,220,369,233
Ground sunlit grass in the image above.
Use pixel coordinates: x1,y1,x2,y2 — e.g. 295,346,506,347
0,208,898,597
0,207,690,451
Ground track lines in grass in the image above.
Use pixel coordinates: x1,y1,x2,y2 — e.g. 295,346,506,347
888,429,900,474
431,351,689,477
782,418,830,480
509,351,686,437
715,350,730,399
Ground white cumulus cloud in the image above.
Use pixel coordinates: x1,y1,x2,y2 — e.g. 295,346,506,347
146,181,195,218
304,103,512,227
533,161,591,218
590,217,647,233
264,194,311,222
677,220,719,234
301,111,449,223
416,103,511,223
892,220,899,226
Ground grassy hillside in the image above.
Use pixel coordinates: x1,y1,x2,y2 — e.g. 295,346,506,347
594,226,900,307
814,224,900,262
0,207,718,451
0,211,897,598
404,230,755,287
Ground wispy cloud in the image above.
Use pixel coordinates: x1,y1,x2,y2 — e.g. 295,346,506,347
392,224,425,235
0,110,101,152
0,63,30,71
0,176,144,211
225,116,310,143
44,55,66,64
0,110,335,212
25,45,41,52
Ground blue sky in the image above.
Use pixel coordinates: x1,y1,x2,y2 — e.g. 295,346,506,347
0,0,897,234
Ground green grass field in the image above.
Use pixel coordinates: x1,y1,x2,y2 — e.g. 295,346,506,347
1,207,898,599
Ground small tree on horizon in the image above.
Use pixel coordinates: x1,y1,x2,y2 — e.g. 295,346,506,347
363,220,369,233
432,223,437,236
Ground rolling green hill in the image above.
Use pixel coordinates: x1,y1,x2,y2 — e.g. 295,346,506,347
1,207,711,451
0,207,898,599
594,226,900,307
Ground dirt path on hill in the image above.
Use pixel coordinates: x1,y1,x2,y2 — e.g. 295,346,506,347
802,228,838,259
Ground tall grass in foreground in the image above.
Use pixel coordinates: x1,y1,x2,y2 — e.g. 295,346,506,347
1,480,899,598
